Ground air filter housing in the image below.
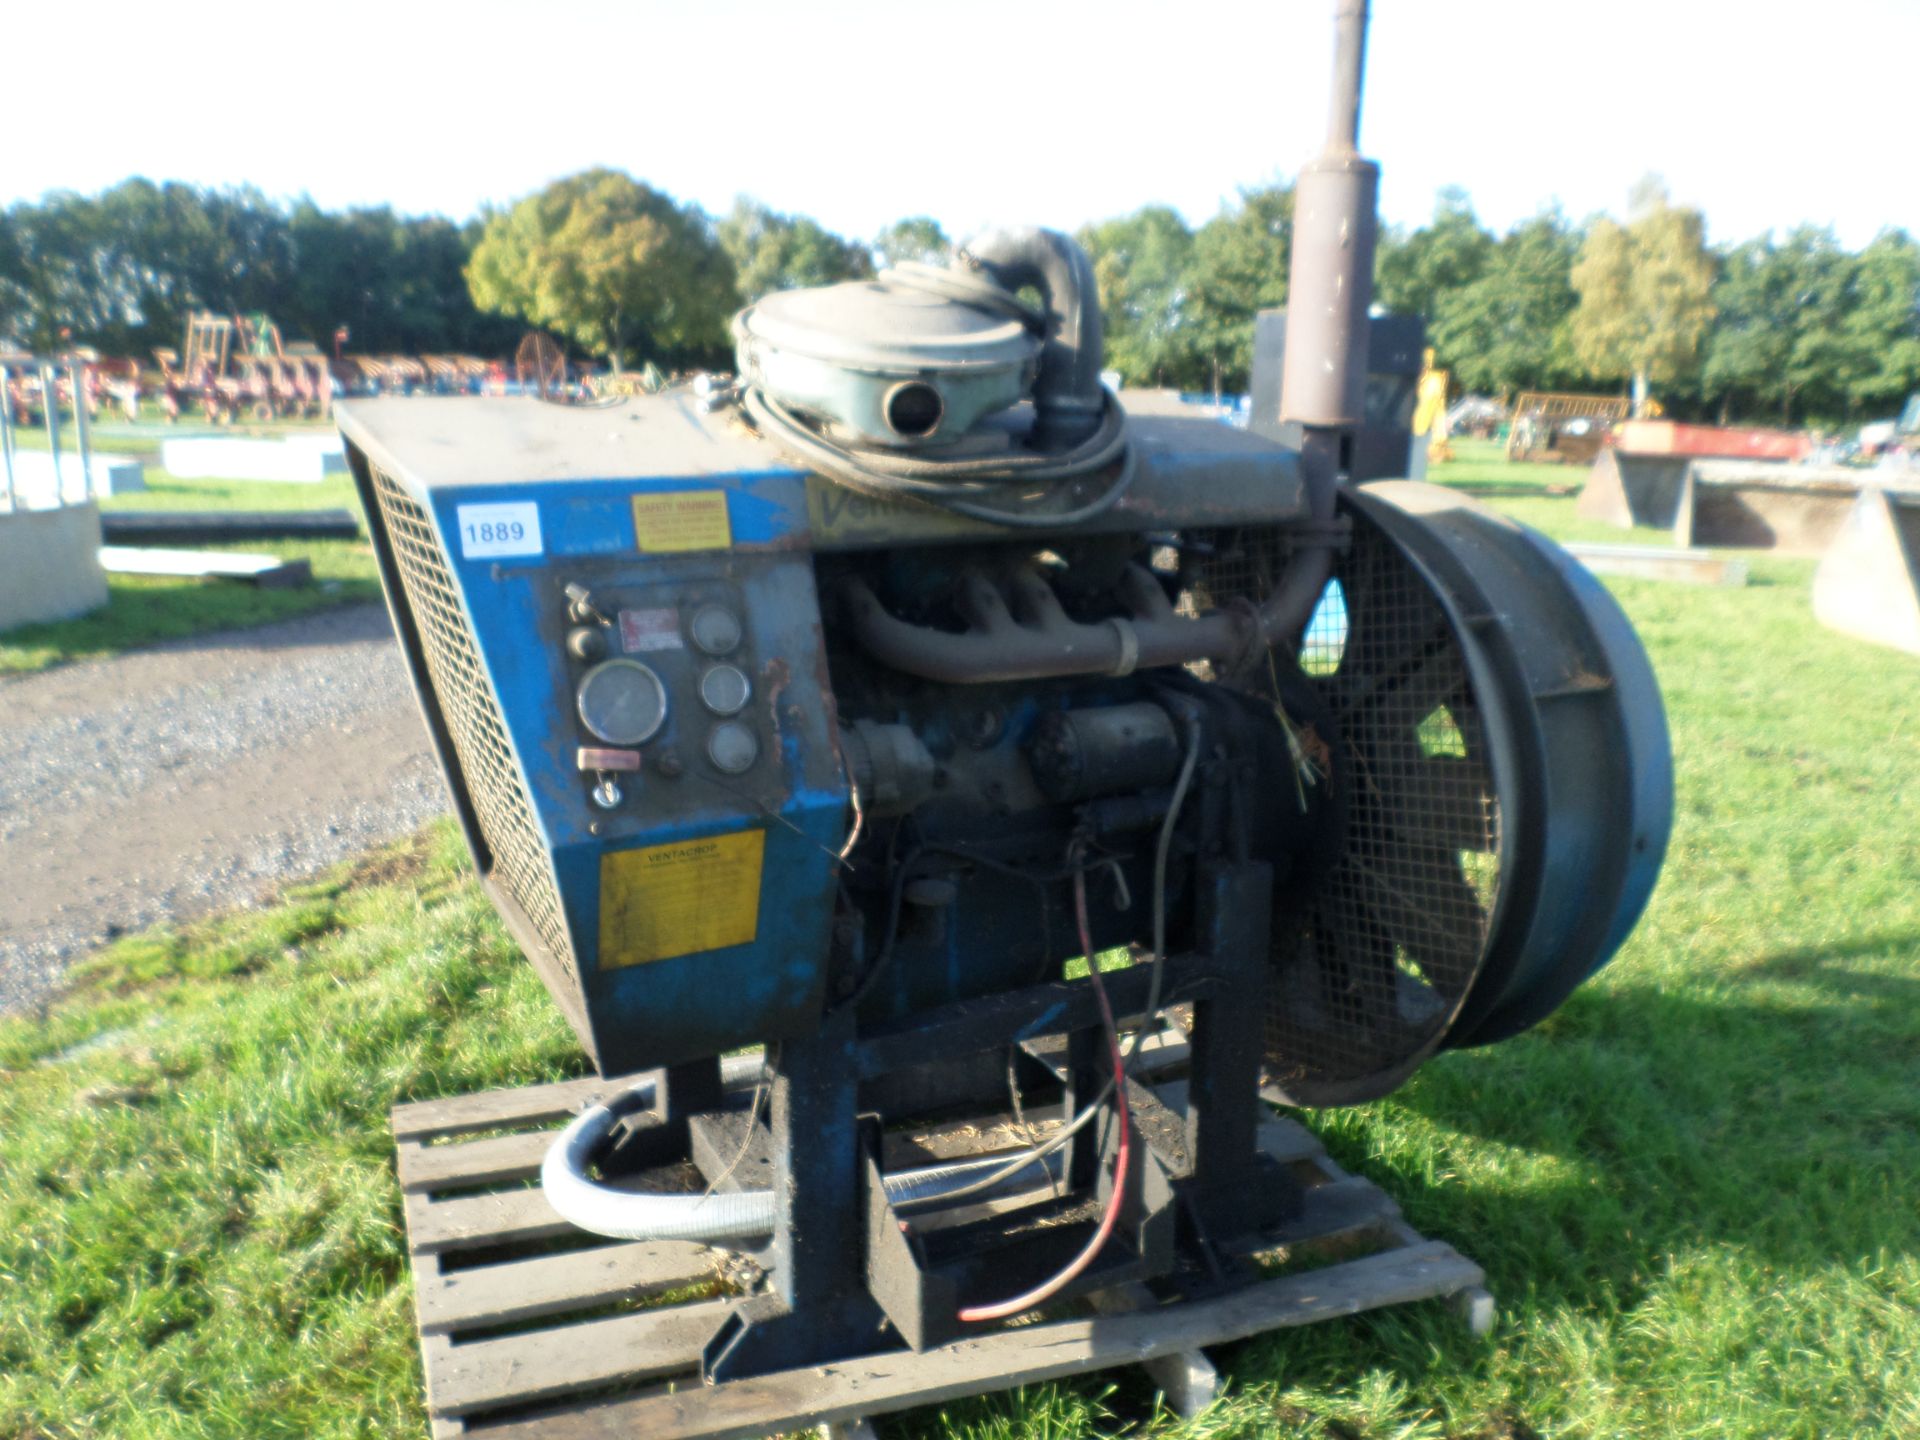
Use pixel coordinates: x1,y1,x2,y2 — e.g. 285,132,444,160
734,266,1041,448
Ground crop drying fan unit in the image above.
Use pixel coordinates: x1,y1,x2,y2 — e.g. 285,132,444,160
337,0,1670,1420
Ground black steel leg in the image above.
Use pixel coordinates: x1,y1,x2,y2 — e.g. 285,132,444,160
603,1054,725,1175
702,1009,888,1381
1064,1023,1107,1192
1184,860,1295,1236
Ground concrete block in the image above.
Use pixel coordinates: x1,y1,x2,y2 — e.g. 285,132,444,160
2,449,146,500
99,547,312,589
1579,449,1690,529
1813,488,1920,657
1678,463,1870,556
88,453,147,494
159,434,346,483
0,502,108,630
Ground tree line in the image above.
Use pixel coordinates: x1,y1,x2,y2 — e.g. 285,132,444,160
4,170,1916,426
0,179,524,361
1084,176,1919,426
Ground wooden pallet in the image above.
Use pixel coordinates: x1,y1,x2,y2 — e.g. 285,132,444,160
392,1058,1491,1440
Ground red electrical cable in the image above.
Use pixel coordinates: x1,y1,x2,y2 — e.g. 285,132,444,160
957,861,1132,1324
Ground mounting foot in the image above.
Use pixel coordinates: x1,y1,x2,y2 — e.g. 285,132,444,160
1453,1284,1496,1337
1089,1281,1220,1418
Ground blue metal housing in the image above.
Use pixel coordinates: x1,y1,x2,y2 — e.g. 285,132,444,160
339,391,1670,1094
337,391,1307,1075
342,403,840,1073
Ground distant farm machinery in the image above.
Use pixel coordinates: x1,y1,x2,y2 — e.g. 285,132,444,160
150,311,495,425
6,312,505,435
153,312,333,424
1506,391,1633,464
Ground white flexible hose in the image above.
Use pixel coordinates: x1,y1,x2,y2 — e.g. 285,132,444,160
540,1060,1064,1246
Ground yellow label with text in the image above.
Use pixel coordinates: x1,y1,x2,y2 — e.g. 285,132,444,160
599,829,765,968
631,489,732,553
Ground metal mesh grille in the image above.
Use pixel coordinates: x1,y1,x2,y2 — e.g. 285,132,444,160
1188,513,1501,1103
370,468,574,984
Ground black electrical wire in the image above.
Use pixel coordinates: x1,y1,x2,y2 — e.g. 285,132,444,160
741,384,1136,530
956,857,1132,1322
890,716,1205,1213
838,838,1079,1014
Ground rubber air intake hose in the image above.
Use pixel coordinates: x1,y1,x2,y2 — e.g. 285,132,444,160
959,226,1106,449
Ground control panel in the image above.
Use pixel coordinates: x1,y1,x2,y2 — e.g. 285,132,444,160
554,566,797,832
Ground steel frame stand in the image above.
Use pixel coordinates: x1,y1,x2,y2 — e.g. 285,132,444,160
389,856,1490,1437
688,858,1297,1380
702,1009,890,1381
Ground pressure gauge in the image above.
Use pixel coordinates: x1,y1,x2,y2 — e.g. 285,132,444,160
699,664,751,716
689,604,743,656
576,659,668,745
706,721,759,774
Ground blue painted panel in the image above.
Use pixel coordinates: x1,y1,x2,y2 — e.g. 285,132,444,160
421,479,846,1071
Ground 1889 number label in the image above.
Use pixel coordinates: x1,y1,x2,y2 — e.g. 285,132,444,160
455,502,542,559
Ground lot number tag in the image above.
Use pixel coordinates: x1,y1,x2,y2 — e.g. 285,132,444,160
457,502,543,559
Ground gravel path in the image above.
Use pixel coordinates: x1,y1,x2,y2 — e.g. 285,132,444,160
0,604,447,1014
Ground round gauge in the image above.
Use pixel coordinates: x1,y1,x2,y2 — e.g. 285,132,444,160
699,664,752,716
689,604,743,656
576,659,668,745
706,721,759,774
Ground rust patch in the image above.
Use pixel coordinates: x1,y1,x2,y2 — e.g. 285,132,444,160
761,655,792,747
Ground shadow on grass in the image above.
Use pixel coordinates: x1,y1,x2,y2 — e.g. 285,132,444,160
1019,947,1918,1436
1353,944,1920,1301
901,940,1920,1438
1721,931,1920,993
1440,481,1581,500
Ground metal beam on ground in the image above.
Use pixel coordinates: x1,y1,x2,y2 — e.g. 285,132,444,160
97,547,312,589
1563,543,1748,587
100,509,360,544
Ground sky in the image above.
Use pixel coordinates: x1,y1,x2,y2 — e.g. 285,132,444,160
4,0,1914,250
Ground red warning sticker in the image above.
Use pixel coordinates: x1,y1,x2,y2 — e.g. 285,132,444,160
619,608,683,654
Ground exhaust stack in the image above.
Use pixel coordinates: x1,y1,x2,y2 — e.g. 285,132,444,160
1279,0,1380,431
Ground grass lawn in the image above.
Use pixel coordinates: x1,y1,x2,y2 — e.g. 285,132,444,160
3,449,1918,1438
0,465,379,676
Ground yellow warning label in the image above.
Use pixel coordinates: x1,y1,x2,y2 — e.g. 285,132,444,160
599,829,765,969
631,489,732,553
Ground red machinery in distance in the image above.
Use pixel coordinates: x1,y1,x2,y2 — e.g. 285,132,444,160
153,312,332,424
151,311,496,425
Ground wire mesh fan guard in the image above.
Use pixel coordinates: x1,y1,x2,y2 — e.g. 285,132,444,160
1188,507,1504,1104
